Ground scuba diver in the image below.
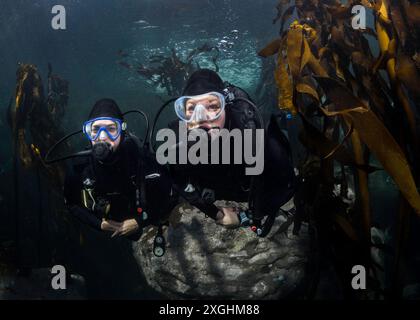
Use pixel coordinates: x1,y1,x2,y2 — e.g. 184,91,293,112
163,69,297,236
48,98,175,242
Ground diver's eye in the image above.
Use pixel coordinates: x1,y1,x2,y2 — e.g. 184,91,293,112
208,104,220,111
92,126,100,134
107,126,117,134
186,105,195,113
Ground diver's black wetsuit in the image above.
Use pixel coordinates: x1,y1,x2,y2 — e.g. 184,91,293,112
64,134,174,240
170,111,296,221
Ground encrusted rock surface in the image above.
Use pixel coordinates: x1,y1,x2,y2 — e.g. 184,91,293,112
134,202,313,299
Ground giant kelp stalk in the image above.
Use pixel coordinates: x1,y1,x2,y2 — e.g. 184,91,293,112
8,63,69,185
7,63,70,268
117,43,220,96
259,0,420,298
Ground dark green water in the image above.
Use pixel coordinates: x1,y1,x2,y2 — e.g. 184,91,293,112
0,0,418,299
0,0,280,298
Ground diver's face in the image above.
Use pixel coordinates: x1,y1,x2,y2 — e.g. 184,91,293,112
91,119,121,150
185,94,225,129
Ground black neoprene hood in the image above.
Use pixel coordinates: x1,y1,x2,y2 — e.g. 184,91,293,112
88,98,124,121
182,69,225,96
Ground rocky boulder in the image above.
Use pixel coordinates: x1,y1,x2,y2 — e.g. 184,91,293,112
133,201,314,299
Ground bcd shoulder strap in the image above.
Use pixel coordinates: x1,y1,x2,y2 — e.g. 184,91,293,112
124,133,149,219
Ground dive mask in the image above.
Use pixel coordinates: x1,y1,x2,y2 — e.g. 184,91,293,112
174,91,225,124
83,117,126,141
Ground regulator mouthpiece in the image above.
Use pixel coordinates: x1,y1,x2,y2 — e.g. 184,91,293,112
92,142,112,162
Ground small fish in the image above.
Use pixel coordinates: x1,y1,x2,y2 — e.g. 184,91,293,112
133,19,149,24
141,25,159,30
145,173,160,179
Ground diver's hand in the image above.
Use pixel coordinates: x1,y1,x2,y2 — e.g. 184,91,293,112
216,207,240,228
101,219,122,232
111,219,139,237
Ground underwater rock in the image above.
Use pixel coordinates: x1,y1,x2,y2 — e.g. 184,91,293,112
133,202,313,299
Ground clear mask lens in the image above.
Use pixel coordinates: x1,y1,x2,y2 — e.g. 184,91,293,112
174,92,225,123
83,117,124,141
